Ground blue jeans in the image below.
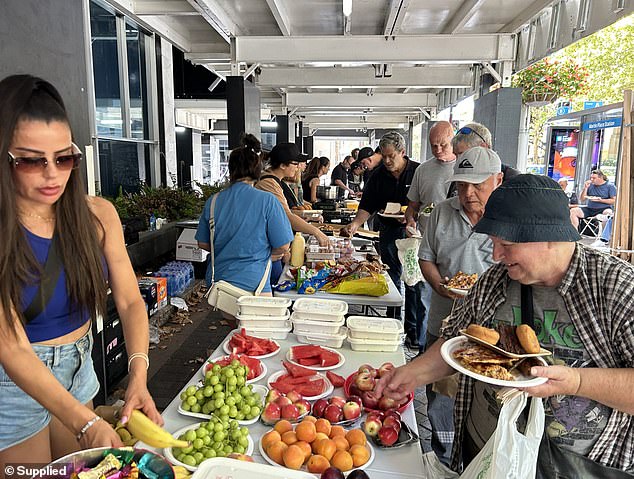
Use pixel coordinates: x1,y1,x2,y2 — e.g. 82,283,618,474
601,216,613,242
379,226,427,344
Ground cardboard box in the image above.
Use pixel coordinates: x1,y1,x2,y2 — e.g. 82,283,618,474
142,276,167,309
137,279,158,316
176,229,209,262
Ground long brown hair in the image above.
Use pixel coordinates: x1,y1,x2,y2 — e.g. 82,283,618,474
0,74,106,333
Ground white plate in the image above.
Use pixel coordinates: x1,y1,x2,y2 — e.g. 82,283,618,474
258,428,375,476
585,195,602,201
459,330,552,359
164,422,254,472
378,212,405,219
285,346,345,371
201,356,267,384
177,384,268,425
222,330,281,359
267,370,334,401
440,337,549,388
443,284,469,297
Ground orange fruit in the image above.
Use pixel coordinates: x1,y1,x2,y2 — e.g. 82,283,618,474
329,425,346,438
274,420,293,435
333,435,350,452
315,418,332,436
350,444,370,467
331,450,354,472
295,421,317,443
283,445,305,470
295,440,312,462
314,438,337,461
302,415,318,423
345,429,367,447
282,430,298,445
311,433,329,453
267,441,288,465
261,430,282,450
306,454,330,474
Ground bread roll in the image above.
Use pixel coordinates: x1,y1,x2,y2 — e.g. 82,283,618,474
516,324,540,354
465,324,500,345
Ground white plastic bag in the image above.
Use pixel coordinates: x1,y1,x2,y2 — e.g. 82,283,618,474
460,392,544,479
395,237,424,286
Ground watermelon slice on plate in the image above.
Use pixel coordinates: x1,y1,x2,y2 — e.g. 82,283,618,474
286,345,345,371
267,370,333,401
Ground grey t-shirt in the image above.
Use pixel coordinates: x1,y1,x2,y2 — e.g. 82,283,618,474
407,158,456,232
466,281,610,455
418,197,496,335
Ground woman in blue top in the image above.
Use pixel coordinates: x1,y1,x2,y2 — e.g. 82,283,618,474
0,75,161,464
196,134,293,295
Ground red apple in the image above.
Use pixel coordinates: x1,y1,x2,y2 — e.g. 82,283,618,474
383,416,401,433
378,396,397,411
324,404,343,423
286,390,303,403
366,411,384,423
227,453,254,462
312,398,329,418
354,372,375,392
346,395,363,409
378,425,399,446
294,399,311,416
261,402,281,423
266,389,281,404
378,362,395,378
357,364,373,374
348,383,362,398
397,395,411,408
383,409,401,421
281,404,300,421
363,416,382,437
361,391,380,410
275,396,293,407
329,396,347,408
342,401,361,420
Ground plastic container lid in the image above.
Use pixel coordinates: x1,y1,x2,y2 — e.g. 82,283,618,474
237,296,292,309
347,335,402,352
191,457,315,479
240,320,292,333
291,313,345,335
236,311,290,322
294,327,348,349
347,316,403,337
292,297,348,317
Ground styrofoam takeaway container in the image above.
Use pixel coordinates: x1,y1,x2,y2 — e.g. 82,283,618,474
294,327,348,349
347,335,402,352
235,311,290,328
292,297,348,321
239,320,293,340
291,313,345,335
192,457,315,479
346,316,403,341
237,296,292,317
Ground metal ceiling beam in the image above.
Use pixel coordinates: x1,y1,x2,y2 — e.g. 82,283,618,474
187,0,240,43
286,93,436,108
383,0,411,37
442,0,485,34
234,35,515,63
136,15,192,52
499,0,554,33
257,65,472,88
301,115,411,123
134,1,198,15
186,52,231,62
265,0,292,36
311,122,407,129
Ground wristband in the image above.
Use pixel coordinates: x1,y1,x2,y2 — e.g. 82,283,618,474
128,352,150,372
76,415,102,441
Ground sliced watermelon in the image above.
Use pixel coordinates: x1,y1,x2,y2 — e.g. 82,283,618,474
326,371,345,388
319,350,341,367
290,345,324,360
283,361,316,378
297,357,321,366
293,379,326,397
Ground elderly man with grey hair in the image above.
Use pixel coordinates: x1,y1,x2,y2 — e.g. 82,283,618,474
342,131,425,347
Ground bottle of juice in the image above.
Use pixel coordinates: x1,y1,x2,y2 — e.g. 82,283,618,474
290,232,305,267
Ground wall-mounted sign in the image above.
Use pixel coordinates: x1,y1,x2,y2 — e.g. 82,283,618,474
581,117,622,131
583,101,604,110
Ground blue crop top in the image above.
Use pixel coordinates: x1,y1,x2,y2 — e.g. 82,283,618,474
22,229,94,343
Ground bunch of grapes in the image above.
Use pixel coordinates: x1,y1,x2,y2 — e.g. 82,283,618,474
180,360,262,421
172,417,250,466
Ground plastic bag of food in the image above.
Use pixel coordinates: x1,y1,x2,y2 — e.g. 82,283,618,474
322,272,388,296
396,237,424,286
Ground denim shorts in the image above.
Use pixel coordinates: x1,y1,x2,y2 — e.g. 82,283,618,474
0,329,100,451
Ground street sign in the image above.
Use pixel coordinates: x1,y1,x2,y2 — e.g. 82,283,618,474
583,101,604,110
581,117,622,131
556,106,572,116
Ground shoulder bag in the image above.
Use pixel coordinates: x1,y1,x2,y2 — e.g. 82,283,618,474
205,191,271,317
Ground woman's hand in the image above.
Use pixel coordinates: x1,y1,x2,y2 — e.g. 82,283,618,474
315,230,330,247
80,419,123,449
120,379,163,426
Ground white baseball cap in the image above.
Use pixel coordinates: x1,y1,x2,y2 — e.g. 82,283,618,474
447,146,502,184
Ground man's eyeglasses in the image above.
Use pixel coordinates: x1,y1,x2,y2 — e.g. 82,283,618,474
288,161,300,166
456,127,488,146
8,144,82,173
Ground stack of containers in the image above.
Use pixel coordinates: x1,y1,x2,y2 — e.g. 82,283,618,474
291,298,348,348
346,316,404,352
236,297,293,339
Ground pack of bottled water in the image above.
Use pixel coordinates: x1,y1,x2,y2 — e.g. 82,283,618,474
154,261,194,296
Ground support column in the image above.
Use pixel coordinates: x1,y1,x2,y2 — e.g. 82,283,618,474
295,120,304,149
277,115,289,143
226,76,261,149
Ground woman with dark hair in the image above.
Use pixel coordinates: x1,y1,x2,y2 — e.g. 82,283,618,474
302,156,330,203
256,143,329,247
196,134,293,293
0,74,161,463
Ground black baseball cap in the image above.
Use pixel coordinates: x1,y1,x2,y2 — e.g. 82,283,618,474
357,147,375,162
269,142,309,164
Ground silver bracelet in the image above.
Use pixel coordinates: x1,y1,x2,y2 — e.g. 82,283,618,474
76,415,102,441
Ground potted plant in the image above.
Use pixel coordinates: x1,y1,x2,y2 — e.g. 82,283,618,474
512,58,588,107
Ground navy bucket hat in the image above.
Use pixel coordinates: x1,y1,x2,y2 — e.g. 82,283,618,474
473,174,581,243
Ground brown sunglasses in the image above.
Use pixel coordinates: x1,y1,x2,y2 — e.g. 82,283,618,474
8,144,82,173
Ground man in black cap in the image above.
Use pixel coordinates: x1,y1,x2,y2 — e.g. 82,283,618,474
375,174,634,476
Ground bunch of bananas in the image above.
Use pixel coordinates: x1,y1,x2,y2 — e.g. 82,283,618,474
124,410,189,449
172,465,192,479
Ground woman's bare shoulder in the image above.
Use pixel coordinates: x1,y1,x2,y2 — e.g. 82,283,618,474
86,196,120,226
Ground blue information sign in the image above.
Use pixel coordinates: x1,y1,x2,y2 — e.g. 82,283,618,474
583,101,604,110
556,106,572,116
581,117,622,131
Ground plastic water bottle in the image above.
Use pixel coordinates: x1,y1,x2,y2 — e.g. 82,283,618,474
149,212,156,231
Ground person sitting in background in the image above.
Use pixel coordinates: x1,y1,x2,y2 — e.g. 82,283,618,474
331,155,356,199
197,134,293,292
351,147,360,161
558,177,579,206
570,169,616,229
302,156,330,204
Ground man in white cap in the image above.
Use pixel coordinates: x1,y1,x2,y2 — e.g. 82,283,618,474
417,146,503,463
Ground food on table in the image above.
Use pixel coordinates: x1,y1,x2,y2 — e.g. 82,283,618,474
452,343,519,381
311,395,362,423
262,389,311,423
321,467,345,479
326,371,345,388
347,469,371,479
181,360,263,421
228,329,280,356
226,453,255,462
125,410,189,449
289,345,341,368
205,354,262,381
346,363,410,412
516,324,541,354
465,324,500,345
446,271,478,290
171,417,251,467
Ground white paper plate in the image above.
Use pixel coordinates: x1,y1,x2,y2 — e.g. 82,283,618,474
258,428,374,476
267,370,334,401
443,284,469,297
164,422,254,472
440,336,549,388
222,330,281,359
378,212,405,219
285,346,345,371
177,384,268,425
201,356,267,384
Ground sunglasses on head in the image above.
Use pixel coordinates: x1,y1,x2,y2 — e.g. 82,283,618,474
457,127,488,146
8,144,82,173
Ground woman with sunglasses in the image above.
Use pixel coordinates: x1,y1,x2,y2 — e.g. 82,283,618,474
0,75,161,465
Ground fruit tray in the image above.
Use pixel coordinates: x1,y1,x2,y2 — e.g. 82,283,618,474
366,420,420,449
343,373,414,414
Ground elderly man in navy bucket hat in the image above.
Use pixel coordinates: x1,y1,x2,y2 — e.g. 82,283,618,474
374,174,634,476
